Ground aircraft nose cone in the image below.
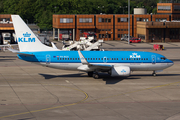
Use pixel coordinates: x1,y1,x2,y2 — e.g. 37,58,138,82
168,60,174,67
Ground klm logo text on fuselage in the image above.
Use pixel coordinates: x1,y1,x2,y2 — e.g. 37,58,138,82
18,32,35,42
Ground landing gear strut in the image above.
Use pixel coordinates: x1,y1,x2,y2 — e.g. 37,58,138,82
152,71,156,77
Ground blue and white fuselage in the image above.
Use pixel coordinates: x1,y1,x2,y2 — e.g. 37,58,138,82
18,51,173,71
10,15,173,79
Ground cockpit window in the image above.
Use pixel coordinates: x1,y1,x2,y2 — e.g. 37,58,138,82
161,57,166,60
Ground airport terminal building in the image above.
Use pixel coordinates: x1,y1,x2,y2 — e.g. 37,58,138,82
0,0,180,44
53,0,180,42
0,15,40,45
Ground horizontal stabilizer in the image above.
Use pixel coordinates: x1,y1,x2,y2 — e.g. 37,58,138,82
17,52,34,56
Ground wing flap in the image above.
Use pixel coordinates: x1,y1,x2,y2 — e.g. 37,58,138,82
89,63,112,68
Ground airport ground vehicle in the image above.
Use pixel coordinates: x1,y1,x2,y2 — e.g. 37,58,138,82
129,38,141,43
10,15,174,79
59,31,72,41
83,32,96,39
2,33,11,44
36,34,50,45
121,35,133,41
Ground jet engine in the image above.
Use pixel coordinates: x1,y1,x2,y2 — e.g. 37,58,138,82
111,66,130,77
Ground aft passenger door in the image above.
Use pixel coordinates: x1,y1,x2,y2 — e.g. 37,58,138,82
151,55,156,64
103,57,107,63
46,55,51,64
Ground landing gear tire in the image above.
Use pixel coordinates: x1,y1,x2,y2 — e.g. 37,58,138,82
87,72,93,77
93,73,99,79
152,73,156,76
152,71,156,77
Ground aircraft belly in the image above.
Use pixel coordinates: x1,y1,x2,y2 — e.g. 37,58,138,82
40,62,81,70
103,63,169,71
130,63,170,71
39,62,170,71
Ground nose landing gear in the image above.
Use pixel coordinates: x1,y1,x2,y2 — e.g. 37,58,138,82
152,71,156,76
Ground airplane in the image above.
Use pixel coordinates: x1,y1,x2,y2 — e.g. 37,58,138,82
9,15,174,79
0,44,18,51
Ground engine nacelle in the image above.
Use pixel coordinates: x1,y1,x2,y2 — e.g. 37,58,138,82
111,66,130,77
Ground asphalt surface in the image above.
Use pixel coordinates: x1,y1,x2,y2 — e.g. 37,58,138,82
0,41,180,120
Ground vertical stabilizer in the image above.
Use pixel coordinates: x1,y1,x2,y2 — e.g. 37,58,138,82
11,15,58,52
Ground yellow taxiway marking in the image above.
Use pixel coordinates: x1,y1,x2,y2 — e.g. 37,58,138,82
0,86,89,119
84,81,180,102
1,81,180,119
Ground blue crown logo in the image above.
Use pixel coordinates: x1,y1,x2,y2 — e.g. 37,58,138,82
121,69,126,73
23,32,31,37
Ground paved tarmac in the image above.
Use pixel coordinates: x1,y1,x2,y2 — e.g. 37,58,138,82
0,41,180,120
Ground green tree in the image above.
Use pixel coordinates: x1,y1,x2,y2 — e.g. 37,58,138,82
1,0,159,29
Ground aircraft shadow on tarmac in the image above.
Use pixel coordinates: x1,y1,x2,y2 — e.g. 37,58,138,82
0,56,17,58
0,58,16,61
131,74,180,77
171,59,180,62
18,117,35,120
39,73,141,84
39,72,180,84
39,73,86,79
102,76,140,84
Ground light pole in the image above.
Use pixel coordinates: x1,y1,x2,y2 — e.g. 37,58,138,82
54,6,57,14
128,0,130,44
98,6,104,14
119,6,127,14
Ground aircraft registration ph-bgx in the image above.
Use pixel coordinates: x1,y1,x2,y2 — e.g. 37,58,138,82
9,15,174,79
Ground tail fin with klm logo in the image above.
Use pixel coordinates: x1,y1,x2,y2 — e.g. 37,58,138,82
11,15,58,52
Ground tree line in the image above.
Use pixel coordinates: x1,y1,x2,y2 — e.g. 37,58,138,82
0,0,158,29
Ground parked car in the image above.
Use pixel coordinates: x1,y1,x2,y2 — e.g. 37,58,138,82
121,35,133,41
59,31,72,41
129,38,141,43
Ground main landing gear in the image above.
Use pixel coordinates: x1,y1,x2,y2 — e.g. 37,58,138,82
87,72,100,79
152,71,156,77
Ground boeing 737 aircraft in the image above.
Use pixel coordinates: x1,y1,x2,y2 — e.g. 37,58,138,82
9,15,174,79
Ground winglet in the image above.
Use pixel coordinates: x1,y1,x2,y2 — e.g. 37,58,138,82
51,42,58,49
78,51,89,65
